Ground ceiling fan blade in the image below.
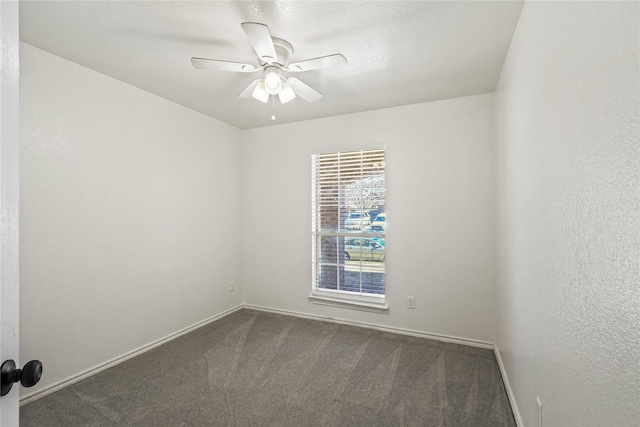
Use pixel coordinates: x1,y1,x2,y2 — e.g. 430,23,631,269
287,78,322,103
286,54,347,72
241,22,278,64
238,79,262,99
191,57,257,72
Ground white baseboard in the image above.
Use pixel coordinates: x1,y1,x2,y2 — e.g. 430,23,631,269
19,304,244,406
243,303,494,349
494,344,523,427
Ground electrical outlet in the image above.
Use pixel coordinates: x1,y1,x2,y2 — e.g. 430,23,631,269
537,396,542,427
229,281,235,292
407,296,416,309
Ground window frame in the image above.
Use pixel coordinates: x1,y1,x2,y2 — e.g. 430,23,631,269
310,148,388,312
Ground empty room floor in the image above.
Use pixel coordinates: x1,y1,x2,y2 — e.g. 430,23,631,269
21,310,515,426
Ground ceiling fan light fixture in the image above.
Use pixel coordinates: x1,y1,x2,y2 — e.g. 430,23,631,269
252,81,269,103
264,66,282,95
278,81,296,104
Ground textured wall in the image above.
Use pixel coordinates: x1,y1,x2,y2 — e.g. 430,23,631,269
241,94,499,344
495,2,640,426
19,44,243,397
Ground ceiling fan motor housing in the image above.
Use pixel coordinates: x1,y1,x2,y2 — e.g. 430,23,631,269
269,38,293,67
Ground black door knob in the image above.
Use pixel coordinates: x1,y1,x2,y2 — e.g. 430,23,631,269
1,359,43,396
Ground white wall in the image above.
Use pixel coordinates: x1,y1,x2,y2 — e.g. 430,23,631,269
495,2,639,426
19,43,243,397
242,94,498,344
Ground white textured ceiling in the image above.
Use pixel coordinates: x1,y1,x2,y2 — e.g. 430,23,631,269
19,1,524,130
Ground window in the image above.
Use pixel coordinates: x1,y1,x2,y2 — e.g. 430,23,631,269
311,148,386,306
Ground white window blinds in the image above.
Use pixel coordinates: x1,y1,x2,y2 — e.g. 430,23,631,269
312,148,385,296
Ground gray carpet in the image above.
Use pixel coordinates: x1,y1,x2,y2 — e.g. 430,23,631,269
21,309,516,426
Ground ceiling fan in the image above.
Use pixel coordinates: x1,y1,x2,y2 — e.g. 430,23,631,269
191,22,347,104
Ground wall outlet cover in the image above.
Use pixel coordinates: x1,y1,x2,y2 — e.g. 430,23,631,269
407,296,416,309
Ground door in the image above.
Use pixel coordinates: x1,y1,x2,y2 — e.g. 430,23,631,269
0,1,20,425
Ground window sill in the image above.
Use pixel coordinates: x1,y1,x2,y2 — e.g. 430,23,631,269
308,292,388,313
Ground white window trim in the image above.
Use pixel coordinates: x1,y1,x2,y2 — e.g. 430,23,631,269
308,290,388,313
